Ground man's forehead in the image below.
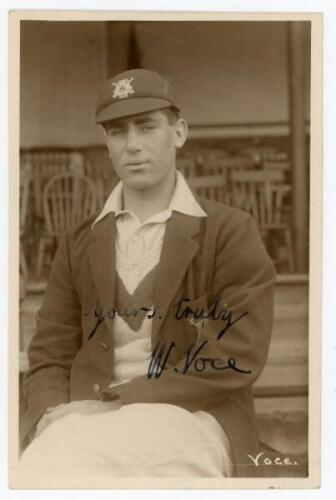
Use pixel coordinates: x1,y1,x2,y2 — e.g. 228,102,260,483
103,110,166,128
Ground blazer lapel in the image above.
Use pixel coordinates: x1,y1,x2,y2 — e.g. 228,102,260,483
88,213,117,335
152,212,201,340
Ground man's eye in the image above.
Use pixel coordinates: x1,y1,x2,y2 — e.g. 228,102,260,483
107,129,124,137
142,124,156,131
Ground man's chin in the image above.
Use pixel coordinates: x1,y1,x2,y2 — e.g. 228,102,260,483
120,168,175,192
123,177,157,191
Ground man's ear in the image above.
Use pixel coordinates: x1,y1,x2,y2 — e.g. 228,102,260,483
173,118,188,149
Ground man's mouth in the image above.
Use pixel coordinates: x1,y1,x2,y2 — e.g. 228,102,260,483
125,161,148,167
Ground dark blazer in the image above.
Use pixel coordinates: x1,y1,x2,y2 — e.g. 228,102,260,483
21,197,276,477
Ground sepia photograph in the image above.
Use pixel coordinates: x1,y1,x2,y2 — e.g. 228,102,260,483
8,10,322,489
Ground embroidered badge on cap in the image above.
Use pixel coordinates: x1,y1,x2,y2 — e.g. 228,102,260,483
112,77,135,100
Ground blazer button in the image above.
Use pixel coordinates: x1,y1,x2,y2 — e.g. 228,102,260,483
92,383,101,394
101,342,109,350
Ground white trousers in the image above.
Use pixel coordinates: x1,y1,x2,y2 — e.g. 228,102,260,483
20,402,233,477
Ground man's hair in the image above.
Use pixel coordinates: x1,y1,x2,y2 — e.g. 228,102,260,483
160,107,180,125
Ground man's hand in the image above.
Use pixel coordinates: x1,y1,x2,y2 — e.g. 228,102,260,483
34,399,122,439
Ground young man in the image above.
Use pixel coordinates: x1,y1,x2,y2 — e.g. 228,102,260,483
20,69,276,478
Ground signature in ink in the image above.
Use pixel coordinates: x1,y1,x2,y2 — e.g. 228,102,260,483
85,296,248,342
147,339,251,379
85,304,157,340
174,297,248,340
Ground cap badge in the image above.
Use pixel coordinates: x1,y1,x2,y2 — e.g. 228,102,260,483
112,77,135,100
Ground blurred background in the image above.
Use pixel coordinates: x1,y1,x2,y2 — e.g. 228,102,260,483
19,20,310,475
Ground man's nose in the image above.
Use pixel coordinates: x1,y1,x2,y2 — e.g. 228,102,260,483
125,126,142,152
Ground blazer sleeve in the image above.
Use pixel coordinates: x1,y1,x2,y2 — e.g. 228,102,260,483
106,211,276,411
20,235,82,449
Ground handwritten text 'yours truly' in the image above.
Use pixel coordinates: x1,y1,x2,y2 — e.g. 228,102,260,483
85,296,248,342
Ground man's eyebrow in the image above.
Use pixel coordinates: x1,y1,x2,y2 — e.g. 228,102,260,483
105,120,126,129
133,116,159,125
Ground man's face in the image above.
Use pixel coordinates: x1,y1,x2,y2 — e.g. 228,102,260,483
103,110,187,191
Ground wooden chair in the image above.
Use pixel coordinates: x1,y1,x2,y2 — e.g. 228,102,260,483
21,149,85,220
187,173,228,204
200,155,255,174
234,145,289,165
192,157,254,205
19,162,32,279
83,146,116,209
197,148,231,171
262,159,290,172
176,157,198,178
35,172,98,278
230,169,295,272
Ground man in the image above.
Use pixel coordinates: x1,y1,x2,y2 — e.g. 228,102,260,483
20,69,276,478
